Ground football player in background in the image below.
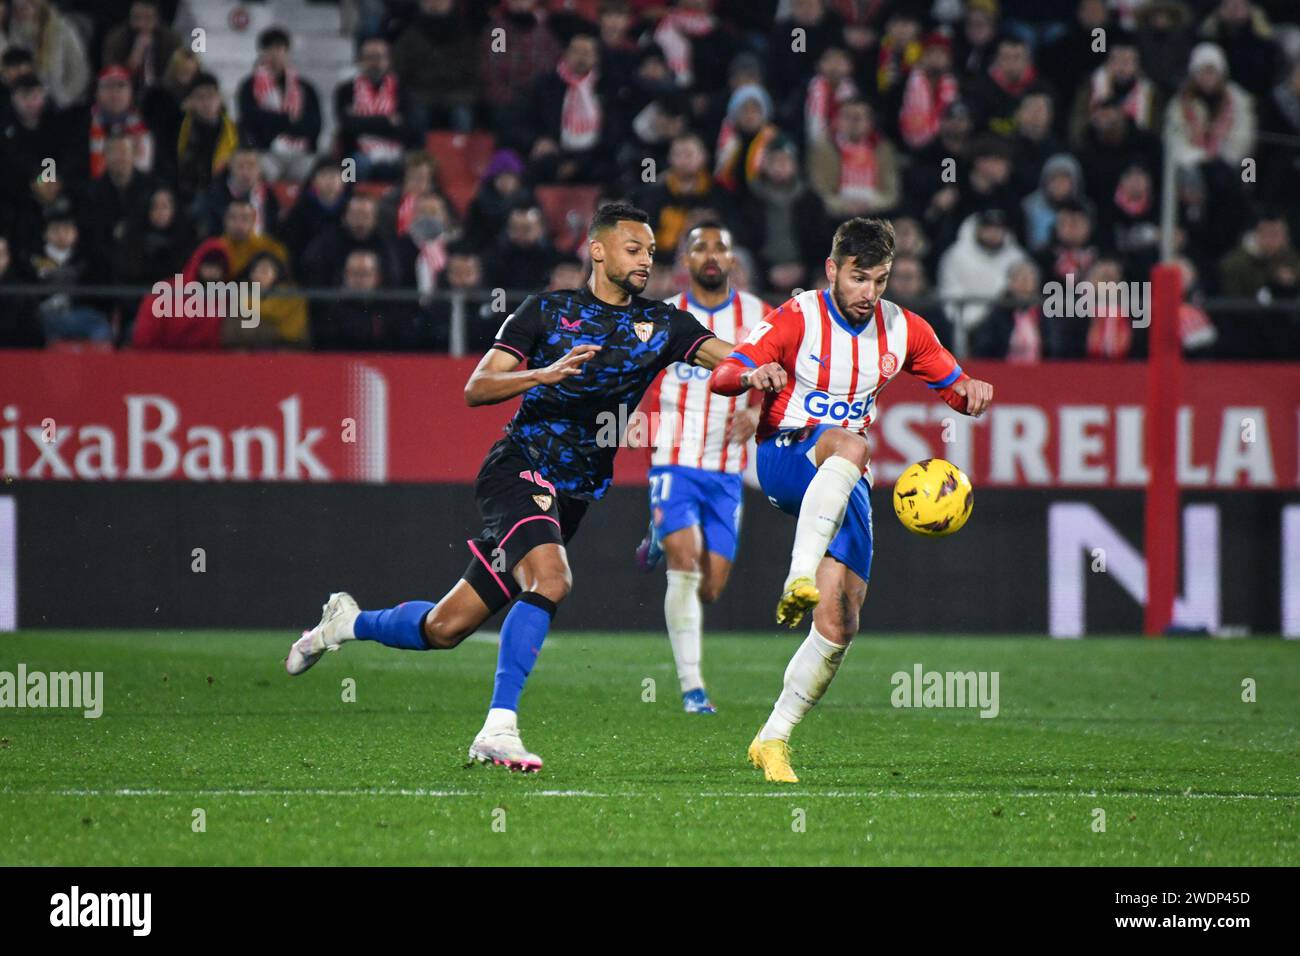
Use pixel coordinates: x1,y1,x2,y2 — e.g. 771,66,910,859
633,222,770,714
710,217,994,782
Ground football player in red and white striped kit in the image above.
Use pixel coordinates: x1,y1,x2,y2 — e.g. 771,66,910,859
711,217,994,781
633,221,771,714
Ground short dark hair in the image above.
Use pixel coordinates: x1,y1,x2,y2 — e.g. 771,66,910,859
189,72,220,94
588,200,649,239
830,217,895,268
259,27,292,50
11,74,43,93
2,47,35,68
684,219,732,245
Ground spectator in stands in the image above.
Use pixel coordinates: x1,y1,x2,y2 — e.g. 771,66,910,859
1070,30,1159,147
734,135,829,296
393,0,479,133
101,0,179,94
1082,257,1141,360
1040,0,1113,98
6,0,89,108
6,170,70,263
951,135,1023,244
905,98,972,227
887,252,956,349
300,193,400,288
1164,42,1256,170
75,66,154,182
424,241,486,352
595,0,640,102
1197,0,1281,101
512,33,612,184
808,97,900,219
872,6,924,125
0,74,64,194
0,234,42,348
232,250,308,349
1037,200,1102,288
1135,0,1196,94
1077,93,1163,212
970,259,1049,360
0,46,35,127
142,47,198,183
1021,153,1088,253
483,204,559,291
479,0,560,137
1010,89,1062,197
313,248,407,351
335,36,419,183
899,31,959,151
197,147,280,240
177,72,239,202
969,34,1041,138
639,132,726,264
131,239,230,350
278,159,350,272
937,208,1027,329
115,183,195,289
379,151,439,238
651,0,738,98
714,83,779,200
953,0,1000,82
398,192,453,294
218,198,289,278
237,27,323,185
1100,162,1161,279
462,149,532,253
28,201,110,345
1219,210,1300,298
767,0,844,107
1172,256,1219,357
1258,58,1300,217
803,45,859,146
81,133,157,277
547,254,586,291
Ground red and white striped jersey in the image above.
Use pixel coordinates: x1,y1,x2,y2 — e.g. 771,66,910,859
645,289,771,473
730,287,966,444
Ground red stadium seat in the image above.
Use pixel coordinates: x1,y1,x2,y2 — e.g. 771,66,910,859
426,131,495,217
535,185,601,253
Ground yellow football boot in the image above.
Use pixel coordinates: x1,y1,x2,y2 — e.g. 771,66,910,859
748,729,799,783
776,576,820,628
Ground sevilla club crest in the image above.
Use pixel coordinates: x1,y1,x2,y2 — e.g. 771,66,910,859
634,321,654,343
879,351,899,377
532,494,553,512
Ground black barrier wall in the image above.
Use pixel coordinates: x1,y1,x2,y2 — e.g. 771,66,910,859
2,481,1292,634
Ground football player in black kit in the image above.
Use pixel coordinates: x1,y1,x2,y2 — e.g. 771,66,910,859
284,202,781,772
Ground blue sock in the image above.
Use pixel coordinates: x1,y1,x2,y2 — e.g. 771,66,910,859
489,593,557,712
354,601,434,650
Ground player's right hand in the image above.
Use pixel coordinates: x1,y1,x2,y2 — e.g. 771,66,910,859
741,362,787,393
535,343,601,384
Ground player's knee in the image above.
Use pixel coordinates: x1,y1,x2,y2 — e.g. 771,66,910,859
423,609,477,649
530,568,572,604
829,433,870,470
698,577,726,604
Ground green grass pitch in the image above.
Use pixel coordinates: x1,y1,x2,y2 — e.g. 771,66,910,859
0,631,1295,866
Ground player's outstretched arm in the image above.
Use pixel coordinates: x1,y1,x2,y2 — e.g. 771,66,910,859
710,357,787,396
949,377,994,417
464,344,601,406
691,336,734,370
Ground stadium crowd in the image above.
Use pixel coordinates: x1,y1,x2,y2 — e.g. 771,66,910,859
1,0,1298,358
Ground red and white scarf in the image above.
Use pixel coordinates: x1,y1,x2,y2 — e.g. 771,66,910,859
899,68,959,149
1007,306,1042,363
352,73,402,162
835,130,880,200
1090,69,1152,128
416,236,448,296
653,9,715,87
1087,309,1132,359
557,61,601,151
89,106,152,179
1180,89,1235,158
989,62,1039,98
253,63,307,153
396,192,418,237
805,74,859,143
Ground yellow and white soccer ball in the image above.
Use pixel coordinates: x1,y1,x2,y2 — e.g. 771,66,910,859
892,458,974,537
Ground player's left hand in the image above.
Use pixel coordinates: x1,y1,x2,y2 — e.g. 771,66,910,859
952,378,994,417
726,407,760,444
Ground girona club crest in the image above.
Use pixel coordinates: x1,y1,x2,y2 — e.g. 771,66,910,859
634,321,654,343
879,351,899,377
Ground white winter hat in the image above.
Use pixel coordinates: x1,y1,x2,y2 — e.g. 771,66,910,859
1189,42,1228,77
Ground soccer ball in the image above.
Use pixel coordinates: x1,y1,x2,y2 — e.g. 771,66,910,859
892,458,974,537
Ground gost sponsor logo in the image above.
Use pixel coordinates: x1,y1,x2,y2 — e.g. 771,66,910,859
803,391,869,420
672,363,712,381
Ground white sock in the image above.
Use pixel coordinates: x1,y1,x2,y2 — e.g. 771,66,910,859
760,624,849,741
787,455,861,585
481,707,517,735
665,569,704,693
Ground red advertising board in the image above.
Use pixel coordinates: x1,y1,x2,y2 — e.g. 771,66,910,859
3,351,1297,489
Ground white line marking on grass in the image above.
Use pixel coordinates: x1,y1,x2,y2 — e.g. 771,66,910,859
2,787,1290,801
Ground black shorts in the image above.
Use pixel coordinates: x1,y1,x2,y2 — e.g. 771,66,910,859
463,437,589,615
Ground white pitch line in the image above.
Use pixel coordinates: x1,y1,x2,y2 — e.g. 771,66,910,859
0,787,1290,801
